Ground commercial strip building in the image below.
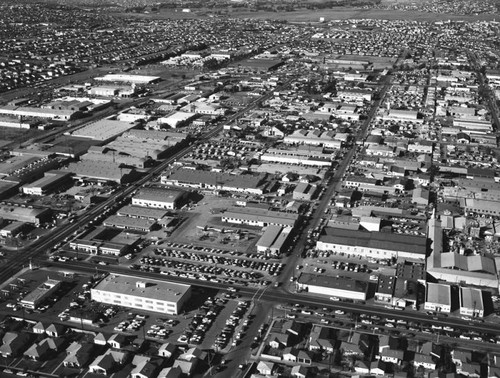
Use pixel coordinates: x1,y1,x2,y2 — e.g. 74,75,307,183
20,279,61,309
103,215,157,233
70,227,141,256
284,130,343,149
316,227,427,262
116,206,170,221
296,273,368,301
91,274,191,315
424,282,452,313
459,287,484,318
293,183,317,201
222,207,298,228
260,146,334,168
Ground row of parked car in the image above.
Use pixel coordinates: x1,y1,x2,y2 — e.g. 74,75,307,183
178,297,223,346
153,248,284,276
214,300,250,349
136,256,268,284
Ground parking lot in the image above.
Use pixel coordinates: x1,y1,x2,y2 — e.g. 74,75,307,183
128,241,284,287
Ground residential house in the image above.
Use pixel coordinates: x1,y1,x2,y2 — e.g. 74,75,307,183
108,333,129,349
94,333,108,346
452,349,472,368
413,353,436,370
268,332,290,349
282,348,312,365
370,360,389,375
308,325,335,353
380,348,405,364
158,366,183,378
488,365,500,378
89,349,129,375
24,337,64,361
63,342,94,368
32,321,49,335
257,361,275,375
420,341,442,360
354,360,370,374
341,340,364,357
291,365,310,378
131,356,160,378
378,335,406,354
158,343,177,359
172,347,205,376
24,340,50,361
459,362,481,377
172,359,197,376
282,320,304,338
0,332,31,357
46,323,66,338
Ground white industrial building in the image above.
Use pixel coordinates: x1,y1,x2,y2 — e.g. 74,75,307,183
296,273,368,301
0,105,77,120
132,187,186,210
94,74,160,84
316,227,427,262
222,207,298,228
91,274,191,315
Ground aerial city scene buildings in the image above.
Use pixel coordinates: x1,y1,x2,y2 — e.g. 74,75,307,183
0,0,499,377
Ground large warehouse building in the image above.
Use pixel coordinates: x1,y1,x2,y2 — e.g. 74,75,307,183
316,227,427,262
21,171,72,196
0,206,51,226
94,74,161,84
91,274,191,315
132,187,186,210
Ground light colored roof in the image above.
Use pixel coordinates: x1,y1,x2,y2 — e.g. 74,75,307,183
440,252,496,274
133,187,184,203
92,274,190,303
70,119,137,141
298,272,368,293
224,206,298,227
426,282,451,305
63,160,132,182
256,225,282,249
95,74,160,83
103,215,155,230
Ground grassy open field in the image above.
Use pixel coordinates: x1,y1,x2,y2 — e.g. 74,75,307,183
116,6,500,22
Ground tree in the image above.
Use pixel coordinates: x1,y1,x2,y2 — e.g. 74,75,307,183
203,58,220,71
